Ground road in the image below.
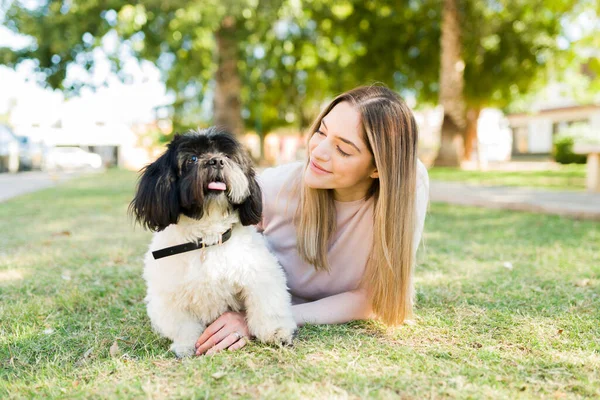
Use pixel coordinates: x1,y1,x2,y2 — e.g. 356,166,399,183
0,170,82,203
430,180,600,221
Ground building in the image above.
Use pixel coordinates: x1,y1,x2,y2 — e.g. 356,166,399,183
15,122,147,169
507,104,600,156
8,87,165,170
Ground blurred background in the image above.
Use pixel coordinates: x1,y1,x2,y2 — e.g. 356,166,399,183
0,0,598,178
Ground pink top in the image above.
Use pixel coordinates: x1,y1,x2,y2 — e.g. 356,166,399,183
257,161,429,305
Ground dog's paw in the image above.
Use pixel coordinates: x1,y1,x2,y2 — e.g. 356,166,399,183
250,315,296,345
170,343,196,358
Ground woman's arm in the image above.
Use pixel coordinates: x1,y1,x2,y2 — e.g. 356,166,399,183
292,288,372,326
195,288,372,355
413,159,430,256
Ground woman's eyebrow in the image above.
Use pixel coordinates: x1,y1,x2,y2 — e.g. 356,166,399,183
322,119,362,153
337,136,361,153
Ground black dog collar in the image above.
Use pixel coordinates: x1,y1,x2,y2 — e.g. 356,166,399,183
152,228,233,260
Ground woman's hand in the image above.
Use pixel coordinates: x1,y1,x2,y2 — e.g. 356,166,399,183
195,311,251,356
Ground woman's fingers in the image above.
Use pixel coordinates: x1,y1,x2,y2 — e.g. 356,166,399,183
227,336,247,352
205,332,244,356
194,312,251,355
195,318,226,350
195,325,230,355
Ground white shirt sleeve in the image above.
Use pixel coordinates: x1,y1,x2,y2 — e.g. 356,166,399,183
413,159,430,256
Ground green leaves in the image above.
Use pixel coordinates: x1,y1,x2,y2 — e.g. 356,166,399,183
1,0,592,137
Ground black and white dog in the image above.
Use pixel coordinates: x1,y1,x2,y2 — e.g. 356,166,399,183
130,127,296,357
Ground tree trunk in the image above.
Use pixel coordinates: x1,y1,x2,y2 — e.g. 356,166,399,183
214,16,244,136
258,131,266,164
255,101,265,162
434,0,466,167
463,107,481,162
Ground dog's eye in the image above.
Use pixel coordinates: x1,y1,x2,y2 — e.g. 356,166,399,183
188,155,198,164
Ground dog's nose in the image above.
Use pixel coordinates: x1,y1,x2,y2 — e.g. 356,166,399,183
206,157,225,169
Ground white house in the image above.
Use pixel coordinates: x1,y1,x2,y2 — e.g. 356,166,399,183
507,104,600,156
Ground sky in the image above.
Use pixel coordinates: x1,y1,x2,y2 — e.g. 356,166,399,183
0,63,170,127
0,20,171,129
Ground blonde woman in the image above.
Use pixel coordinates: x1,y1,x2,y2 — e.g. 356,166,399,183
195,85,429,355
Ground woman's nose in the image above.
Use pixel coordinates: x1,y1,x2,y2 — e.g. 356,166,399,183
311,139,331,161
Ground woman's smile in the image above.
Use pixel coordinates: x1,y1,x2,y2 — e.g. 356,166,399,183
309,159,332,174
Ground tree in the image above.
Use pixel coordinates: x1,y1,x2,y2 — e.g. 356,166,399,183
0,0,348,160
434,0,465,166
301,0,582,166
1,0,584,165
304,0,441,101
0,0,284,139
506,0,600,113
460,0,581,162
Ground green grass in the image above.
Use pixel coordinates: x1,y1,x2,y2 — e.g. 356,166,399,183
428,164,587,191
1,169,599,399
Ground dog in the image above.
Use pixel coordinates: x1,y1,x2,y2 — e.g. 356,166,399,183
130,127,296,357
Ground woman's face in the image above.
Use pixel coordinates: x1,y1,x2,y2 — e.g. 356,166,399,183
304,101,378,201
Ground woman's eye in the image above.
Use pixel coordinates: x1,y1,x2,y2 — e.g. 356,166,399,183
337,147,350,157
316,130,325,136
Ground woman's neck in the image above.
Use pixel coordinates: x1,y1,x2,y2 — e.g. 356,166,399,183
333,181,372,202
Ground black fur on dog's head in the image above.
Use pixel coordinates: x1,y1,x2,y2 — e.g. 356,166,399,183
129,127,262,231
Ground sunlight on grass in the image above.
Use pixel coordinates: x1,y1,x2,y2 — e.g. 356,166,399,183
1,169,598,398
0,269,25,282
428,165,586,191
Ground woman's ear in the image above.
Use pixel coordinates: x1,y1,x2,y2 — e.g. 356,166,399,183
370,168,379,179
129,146,180,231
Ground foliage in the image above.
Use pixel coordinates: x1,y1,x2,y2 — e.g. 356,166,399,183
461,0,579,110
552,123,595,165
0,0,287,134
553,135,586,164
507,0,600,114
0,0,592,143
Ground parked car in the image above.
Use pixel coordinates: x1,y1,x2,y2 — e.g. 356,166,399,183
0,124,20,173
17,135,45,171
43,146,103,171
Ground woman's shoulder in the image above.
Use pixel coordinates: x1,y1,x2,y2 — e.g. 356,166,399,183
256,161,303,230
416,159,429,191
259,161,304,179
257,161,304,195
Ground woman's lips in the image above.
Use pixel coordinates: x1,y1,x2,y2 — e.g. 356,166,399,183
309,159,331,174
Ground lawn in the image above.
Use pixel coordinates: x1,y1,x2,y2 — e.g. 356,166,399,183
428,164,587,191
1,169,598,399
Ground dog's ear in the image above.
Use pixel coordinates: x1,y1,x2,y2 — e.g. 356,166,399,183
129,142,180,231
237,170,263,226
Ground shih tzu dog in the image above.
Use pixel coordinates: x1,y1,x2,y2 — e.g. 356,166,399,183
130,127,296,357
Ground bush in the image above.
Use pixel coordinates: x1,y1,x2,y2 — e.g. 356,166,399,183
553,135,587,164
552,122,596,165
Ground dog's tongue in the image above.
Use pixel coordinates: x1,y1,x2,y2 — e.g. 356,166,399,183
208,181,227,191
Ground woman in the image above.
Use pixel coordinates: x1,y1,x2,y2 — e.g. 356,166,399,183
195,85,429,355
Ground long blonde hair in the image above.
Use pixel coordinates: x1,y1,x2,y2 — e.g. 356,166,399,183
295,85,419,325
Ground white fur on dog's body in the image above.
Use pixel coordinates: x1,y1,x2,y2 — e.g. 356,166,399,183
143,208,296,357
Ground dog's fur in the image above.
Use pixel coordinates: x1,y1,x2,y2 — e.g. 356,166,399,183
130,127,296,357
